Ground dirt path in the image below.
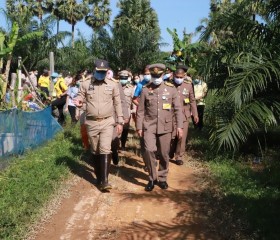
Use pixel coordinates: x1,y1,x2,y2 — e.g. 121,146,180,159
31,148,218,240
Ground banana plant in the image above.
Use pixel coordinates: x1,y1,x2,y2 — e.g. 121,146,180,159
0,21,43,103
0,21,19,101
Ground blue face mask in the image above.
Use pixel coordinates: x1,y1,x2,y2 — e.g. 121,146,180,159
94,71,107,81
193,79,200,84
163,73,171,81
142,74,151,84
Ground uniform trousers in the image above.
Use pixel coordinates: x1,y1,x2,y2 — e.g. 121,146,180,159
175,119,189,160
111,124,121,154
121,117,130,148
86,116,114,154
143,131,171,182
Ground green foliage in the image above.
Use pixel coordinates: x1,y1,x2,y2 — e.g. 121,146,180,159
0,125,82,240
196,0,280,151
0,22,19,58
188,126,280,239
208,159,280,239
91,0,162,73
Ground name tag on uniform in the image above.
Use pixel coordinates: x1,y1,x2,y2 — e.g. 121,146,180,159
184,98,190,104
105,86,113,91
148,91,154,95
163,103,171,110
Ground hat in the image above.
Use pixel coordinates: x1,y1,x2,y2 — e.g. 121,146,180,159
149,63,166,75
118,70,129,77
51,72,59,78
176,64,188,72
95,59,109,71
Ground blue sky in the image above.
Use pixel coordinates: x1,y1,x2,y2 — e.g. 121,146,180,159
0,0,210,51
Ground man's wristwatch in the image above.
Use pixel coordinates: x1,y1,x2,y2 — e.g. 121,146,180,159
118,122,124,125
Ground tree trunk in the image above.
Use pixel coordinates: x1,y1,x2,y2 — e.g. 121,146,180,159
72,24,75,49
57,18,60,34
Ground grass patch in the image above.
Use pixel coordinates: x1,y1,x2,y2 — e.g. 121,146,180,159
0,124,83,240
188,127,280,239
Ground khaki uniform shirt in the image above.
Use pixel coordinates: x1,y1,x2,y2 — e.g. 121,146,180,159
136,82,183,134
76,77,124,123
174,81,198,120
118,82,130,120
122,84,135,117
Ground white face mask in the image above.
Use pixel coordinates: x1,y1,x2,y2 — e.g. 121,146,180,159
152,77,163,85
174,77,184,85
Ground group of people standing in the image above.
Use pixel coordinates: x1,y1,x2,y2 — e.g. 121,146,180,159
73,59,208,192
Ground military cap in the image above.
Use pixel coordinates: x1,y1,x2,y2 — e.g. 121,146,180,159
118,70,130,77
95,59,109,71
149,63,166,75
176,64,188,72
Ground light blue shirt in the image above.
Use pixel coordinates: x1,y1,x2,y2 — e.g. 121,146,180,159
67,86,79,106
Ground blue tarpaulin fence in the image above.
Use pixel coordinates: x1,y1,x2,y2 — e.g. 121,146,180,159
0,107,62,159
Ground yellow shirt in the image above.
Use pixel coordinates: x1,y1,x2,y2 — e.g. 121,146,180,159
38,75,50,88
54,78,68,97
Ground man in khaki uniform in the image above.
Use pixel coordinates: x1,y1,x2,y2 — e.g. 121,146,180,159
119,70,135,150
136,63,183,191
109,70,129,165
170,67,199,165
74,60,124,191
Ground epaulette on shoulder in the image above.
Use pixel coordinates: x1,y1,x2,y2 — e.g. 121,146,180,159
143,82,151,88
84,76,92,81
184,79,192,84
164,81,174,87
111,78,119,83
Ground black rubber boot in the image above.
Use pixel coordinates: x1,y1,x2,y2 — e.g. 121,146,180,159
112,149,119,165
99,154,112,191
121,128,129,149
92,154,101,184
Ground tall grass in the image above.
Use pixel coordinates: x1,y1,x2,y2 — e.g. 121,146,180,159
188,126,280,239
0,125,82,240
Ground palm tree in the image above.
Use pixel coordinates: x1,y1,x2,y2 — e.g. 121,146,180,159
85,0,111,31
58,0,89,48
196,0,280,151
114,0,160,41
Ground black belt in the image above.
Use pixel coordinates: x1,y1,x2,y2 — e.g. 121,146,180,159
86,116,111,122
